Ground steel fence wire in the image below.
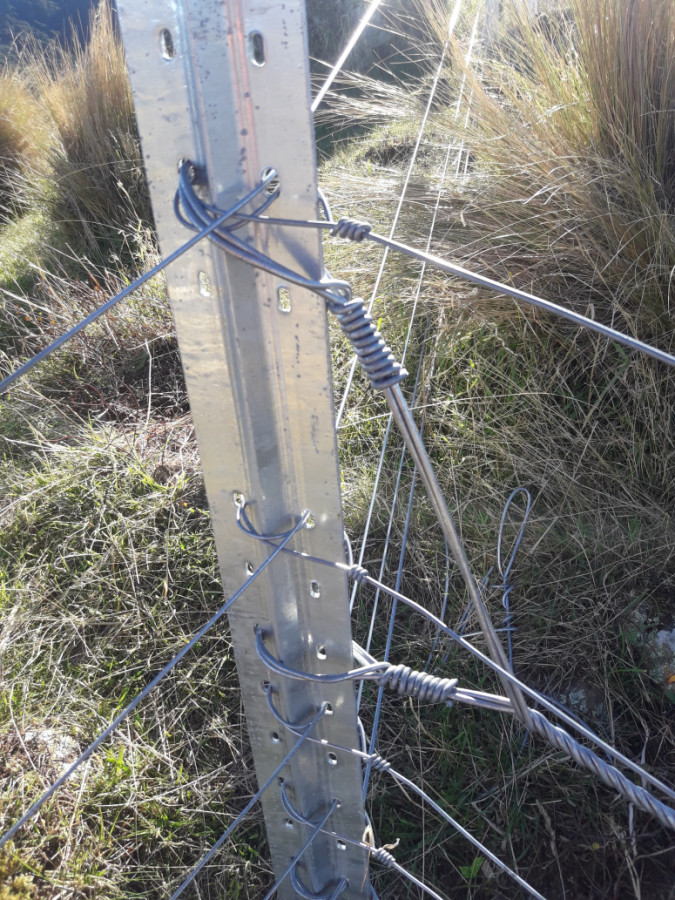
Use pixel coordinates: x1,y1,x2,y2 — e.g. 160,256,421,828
2,1,674,897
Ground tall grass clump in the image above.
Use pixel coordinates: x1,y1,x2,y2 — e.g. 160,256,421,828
0,67,46,220
431,0,675,338
24,0,151,257
320,0,675,895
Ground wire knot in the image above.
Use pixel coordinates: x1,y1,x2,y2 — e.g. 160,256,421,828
370,847,396,868
378,664,458,704
331,218,373,242
348,564,369,585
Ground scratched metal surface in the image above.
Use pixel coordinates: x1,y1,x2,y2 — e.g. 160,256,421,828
116,2,370,896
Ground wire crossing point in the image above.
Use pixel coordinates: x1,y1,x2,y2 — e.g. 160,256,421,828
116,2,370,897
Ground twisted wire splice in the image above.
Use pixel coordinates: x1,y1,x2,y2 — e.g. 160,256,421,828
330,218,372,242
369,847,396,868
529,710,675,832
366,754,393,776
324,294,407,391
257,631,458,705
377,665,458,705
348,564,369,585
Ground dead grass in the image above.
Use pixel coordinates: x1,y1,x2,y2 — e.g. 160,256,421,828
0,0,674,897
0,68,46,219
18,0,151,258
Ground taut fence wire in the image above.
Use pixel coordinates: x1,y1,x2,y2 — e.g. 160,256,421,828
2,1,675,897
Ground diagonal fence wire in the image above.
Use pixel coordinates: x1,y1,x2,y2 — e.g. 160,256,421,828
3,6,675,895
225,204,675,373
170,704,331,900
0,507,310,851
0,170,279,396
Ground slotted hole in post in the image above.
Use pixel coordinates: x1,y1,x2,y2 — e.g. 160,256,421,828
328,753,338,767
261,680,270,692
317,645,327,660
277,286,291,314
285,819,294,828
260,167,280,196
198,271,212,297
337,840,347,851
232,491,245,508
310,580,321,598
249,30,266,66
325,702,333,715
159,28,175,60
246,561,255,577
271,732,281,744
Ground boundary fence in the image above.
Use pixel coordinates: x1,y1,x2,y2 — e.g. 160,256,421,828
1,1,674,898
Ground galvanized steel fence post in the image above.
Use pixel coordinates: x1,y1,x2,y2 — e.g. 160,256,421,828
116,2,370,896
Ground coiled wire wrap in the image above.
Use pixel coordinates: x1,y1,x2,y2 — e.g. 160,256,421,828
256,629,458,705
174,160,407,392
330,218,372,242
377,664,458,705
324,295,407,390
367,754,393,776
369,847,396,868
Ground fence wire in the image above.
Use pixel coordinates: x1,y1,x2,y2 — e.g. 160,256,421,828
2,1,675,898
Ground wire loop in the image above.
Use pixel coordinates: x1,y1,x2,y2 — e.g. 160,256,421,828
290,869,349,900
174,160,407,392
330,217,373,242
377,664,458,705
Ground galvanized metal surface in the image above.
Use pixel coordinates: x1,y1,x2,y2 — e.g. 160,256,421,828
116,2,370,896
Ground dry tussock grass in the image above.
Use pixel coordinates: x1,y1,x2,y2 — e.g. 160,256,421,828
0,0,674,897
24,0,151,254
322,0,675,895
0,68,46,218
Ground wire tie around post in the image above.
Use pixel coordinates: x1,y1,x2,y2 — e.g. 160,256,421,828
290,868,349,900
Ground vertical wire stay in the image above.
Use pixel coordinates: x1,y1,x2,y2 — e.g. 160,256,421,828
167,149,675,895
311,0,386,113
361,0,487,799
0,198,257,395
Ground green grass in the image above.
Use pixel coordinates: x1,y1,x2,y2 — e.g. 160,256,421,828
0,0,674,897
0,422,272,898
320,2,675,895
